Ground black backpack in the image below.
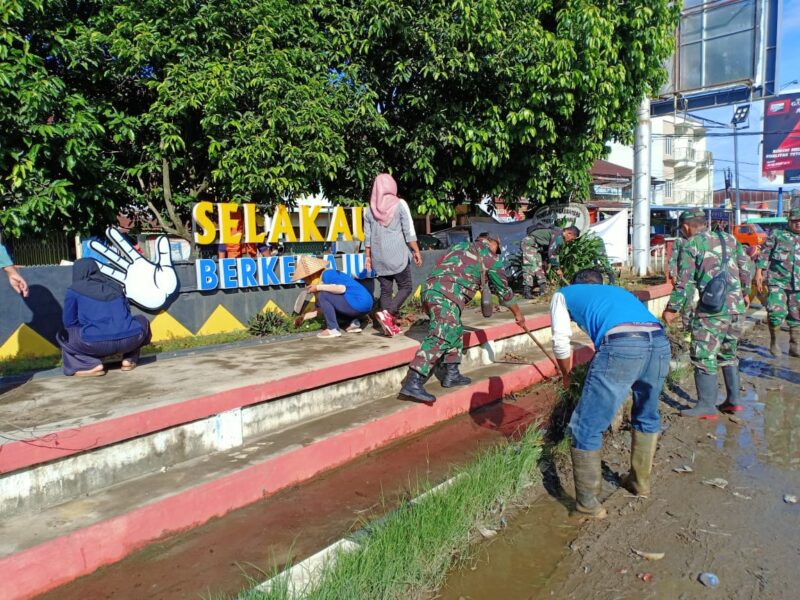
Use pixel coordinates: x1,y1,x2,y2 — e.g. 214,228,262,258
699,231,730,314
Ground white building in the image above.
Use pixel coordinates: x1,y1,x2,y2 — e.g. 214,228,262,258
606,114,714,207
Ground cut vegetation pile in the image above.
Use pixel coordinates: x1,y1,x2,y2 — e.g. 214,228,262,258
242,426,544,600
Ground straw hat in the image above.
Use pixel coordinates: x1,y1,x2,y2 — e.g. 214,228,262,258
291,255,329,282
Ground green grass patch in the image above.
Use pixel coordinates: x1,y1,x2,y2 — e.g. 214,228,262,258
242,426,544,600
0,355,61,376
665,363,692,390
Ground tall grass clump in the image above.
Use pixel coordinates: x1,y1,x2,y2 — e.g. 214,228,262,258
243,426,543,600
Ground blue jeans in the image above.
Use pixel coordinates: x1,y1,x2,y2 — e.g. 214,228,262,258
569,332,671,451
316,291,366,331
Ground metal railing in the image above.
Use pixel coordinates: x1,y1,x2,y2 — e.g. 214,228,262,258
4,233,73,266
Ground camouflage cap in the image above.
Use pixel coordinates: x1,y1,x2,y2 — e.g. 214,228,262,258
789,208,800,221
679,208,705,223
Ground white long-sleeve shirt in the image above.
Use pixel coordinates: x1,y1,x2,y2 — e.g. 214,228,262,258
550,292,573,359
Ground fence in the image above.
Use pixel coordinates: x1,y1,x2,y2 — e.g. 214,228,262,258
4,233,73,266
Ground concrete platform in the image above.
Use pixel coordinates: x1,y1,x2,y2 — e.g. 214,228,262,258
0,284,672,599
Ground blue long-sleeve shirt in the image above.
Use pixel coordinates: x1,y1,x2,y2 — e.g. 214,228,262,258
63,289,143,342
0,242,12,269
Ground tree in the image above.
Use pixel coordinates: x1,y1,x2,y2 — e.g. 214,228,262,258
1,0,678,238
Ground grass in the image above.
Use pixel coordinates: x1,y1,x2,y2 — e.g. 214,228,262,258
241,425,544,600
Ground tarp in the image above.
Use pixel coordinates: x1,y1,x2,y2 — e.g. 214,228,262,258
589,209,628,264
468,218,535,258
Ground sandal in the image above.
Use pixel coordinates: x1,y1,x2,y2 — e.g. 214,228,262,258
74,365,106,377
317,329,342,338
121,360,137,372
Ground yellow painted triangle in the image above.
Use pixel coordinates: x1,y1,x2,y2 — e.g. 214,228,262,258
0,324,60,360
260,300,287,317
148,311,193,343
196,305,246,336
412,285,422,300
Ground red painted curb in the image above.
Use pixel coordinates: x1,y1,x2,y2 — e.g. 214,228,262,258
0,314,551,475
0,344,594,600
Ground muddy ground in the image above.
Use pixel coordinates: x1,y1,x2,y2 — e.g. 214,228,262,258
441,321,800,600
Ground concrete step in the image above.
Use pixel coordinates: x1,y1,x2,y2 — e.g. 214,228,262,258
0,339,591,600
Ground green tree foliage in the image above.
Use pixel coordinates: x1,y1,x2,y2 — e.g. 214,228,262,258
555,231,614,283
1,0,678,238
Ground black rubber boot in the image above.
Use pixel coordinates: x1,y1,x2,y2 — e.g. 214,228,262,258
570,448,608,518
523,285,534,299
790,327,800,357
440,363,472,387
681,369,719,419
718,365,743,413
769,325,781,357
536,281,548,296
399,370,436,403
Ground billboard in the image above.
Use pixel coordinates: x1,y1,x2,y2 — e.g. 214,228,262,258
762,93,800,174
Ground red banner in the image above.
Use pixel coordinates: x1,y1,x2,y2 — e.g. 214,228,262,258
763,93,800,173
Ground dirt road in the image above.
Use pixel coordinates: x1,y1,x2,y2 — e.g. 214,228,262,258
441,322,800,599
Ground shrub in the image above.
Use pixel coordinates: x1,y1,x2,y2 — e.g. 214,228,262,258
248,311,294,337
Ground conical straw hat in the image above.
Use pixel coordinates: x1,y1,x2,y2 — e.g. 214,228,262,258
291,255,329,282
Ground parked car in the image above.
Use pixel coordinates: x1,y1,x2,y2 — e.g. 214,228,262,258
732,223,767,248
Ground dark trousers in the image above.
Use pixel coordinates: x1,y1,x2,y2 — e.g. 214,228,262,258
316,292,365,331
58,315,151,375
378,265,413,315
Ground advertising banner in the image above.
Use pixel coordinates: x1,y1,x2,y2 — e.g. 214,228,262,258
763,93,800,173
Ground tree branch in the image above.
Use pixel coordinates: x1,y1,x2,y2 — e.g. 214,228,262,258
161,157,190,239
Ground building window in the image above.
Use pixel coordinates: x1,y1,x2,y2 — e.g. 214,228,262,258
665,180,674,201
664,137,673,156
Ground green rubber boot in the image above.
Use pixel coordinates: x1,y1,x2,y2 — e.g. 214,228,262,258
621,431,658,496
570,447,608,519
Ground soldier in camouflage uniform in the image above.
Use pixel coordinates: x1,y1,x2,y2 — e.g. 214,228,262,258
527,225,579,283
399,233,525,403
754,207,800,357
663,208,753,419
520,229,548,298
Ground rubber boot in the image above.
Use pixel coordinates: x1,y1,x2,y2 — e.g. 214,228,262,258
718,365,743,413
769,325,781,357
621,431,658,496
681,369,719,419
790,327,800,358
440,363,472,387
570,448,608,518
536,281,548,297
523,285,534,300
399,370,436,403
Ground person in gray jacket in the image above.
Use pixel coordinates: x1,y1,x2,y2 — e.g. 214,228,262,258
364,173,422,336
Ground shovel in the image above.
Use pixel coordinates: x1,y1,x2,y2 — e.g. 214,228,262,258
521,324,561,379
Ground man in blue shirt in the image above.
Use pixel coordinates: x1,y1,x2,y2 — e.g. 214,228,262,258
551,269,670,518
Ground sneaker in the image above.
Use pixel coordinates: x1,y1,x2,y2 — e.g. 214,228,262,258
376,310,398,337
317,329,342,338
346,320,362,333
386,313,403,335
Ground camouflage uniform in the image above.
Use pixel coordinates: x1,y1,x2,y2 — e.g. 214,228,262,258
668,234,694,328
409,239,514,377
520,235,547,291
667,226,753,373
528,227,565,271
755,226,800,328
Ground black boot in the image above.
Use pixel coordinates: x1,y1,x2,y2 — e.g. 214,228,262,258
536,281,548,296
399,369,436,403
570,448,608,518
718,365,742,413
440,363,472,387
769,325,781,356
681,369,719,419
523,285,534,299
790,327,800,357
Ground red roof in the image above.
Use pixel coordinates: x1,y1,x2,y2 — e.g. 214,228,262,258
591,159,632,179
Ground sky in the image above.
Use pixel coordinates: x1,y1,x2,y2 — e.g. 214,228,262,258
695,0,800,192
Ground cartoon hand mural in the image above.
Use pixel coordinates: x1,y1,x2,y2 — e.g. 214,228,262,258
89,227,178,310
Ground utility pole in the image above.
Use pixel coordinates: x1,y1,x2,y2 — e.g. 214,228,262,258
731,105,750,225
632,97,651,277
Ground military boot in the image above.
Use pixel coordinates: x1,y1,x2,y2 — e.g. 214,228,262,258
769,324,781,357
790,327,800,357
440,363,472,387
536,282,548,297
718,365,743,413
570,448,608,518
621,431,659,497
399,370,436,403
681,369,719,419
523,285,534,299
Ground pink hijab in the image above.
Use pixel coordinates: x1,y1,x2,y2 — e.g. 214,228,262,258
370,173,402,227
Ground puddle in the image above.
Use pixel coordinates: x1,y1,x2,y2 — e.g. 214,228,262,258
439,493,576,600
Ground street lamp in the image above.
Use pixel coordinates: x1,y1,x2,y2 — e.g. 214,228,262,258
731,104,750,225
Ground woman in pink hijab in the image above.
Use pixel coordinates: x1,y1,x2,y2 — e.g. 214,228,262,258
364,173,422,336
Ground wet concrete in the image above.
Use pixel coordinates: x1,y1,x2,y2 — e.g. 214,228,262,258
38,384,560,600
438,323,800,599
